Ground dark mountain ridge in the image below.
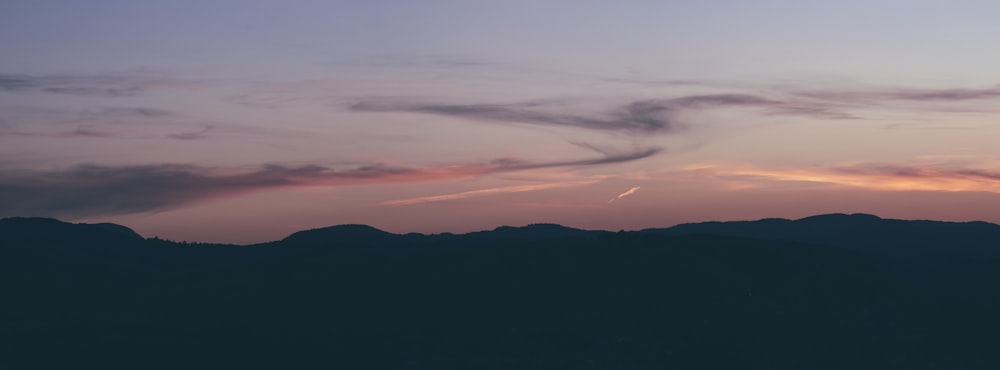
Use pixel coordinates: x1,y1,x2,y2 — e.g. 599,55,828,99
281,223,400,245
648,213,1000,257
7,213,999,249
466,223,608,241
0,216,143,245
3,214,1000,369
645,213,1000,305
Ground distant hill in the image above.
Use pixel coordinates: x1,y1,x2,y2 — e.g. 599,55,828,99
0,216,143,244
646,213,1000,305
3,214,1000,369
647,213,1000,259
464,223,607,241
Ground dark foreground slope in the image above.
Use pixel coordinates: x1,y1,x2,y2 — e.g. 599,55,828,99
1,216,998,369
649,213,1000,304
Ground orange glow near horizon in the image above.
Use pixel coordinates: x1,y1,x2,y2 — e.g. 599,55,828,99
689,163,1000,194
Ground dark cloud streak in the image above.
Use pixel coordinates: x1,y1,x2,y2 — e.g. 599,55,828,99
499,147,661,170
351,100,674,133
0,73,202,97
0,126,215,141
0,164,414,218
797,86,1000,103
100,107,173,118
0,146,658,218
351,93,848,134
834,164,1000,182
167,126,213,140
0,73,144,97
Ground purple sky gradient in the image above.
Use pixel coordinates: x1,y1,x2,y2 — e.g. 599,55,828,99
3,1,1000,243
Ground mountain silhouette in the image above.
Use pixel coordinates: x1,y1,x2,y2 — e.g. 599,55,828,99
647,213,1000,305
0,216,142,245
648,213,1000,258
281,223,399,245
3,214,1000,369
466,223,607,241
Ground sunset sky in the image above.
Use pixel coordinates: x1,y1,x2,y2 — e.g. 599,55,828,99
3,1,1000,243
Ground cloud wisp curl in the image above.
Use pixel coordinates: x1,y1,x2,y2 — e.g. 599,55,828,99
350,94,843,134
351,99,677,133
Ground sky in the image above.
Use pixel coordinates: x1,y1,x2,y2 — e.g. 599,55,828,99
3,0,1000,244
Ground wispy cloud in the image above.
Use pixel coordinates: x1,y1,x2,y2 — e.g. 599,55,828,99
498,147,661,170
350,99,676,133
0,73,143,97
351,93,851,134
97,107,173,118
332,54,493,69
608,186,641,203
0,104,238,141
0,127,114,139
0,106,175,128
691,162,1000,194
0,125,217,141
796,86,1000,103
167,126,213,140
0,145,658,217
381,181,597,206
0,73,204,97
349,97,674,133
67,127,114,138
887,87,1000,101
883,123,982,131
0,163,463,217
